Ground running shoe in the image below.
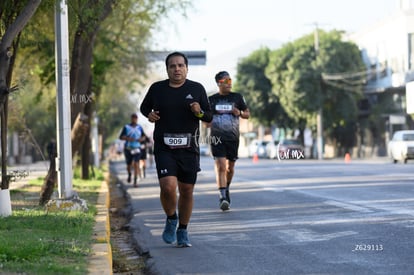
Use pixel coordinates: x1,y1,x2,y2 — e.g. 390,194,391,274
176,228,192,247
162,218,178,244
219,198,230,211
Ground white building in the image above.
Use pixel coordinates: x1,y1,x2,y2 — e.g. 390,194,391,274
344,0,414,156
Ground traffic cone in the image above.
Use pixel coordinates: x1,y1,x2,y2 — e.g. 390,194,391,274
253,153,259,163
344,153,351,163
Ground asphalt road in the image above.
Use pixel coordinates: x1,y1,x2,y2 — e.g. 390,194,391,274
110,156,414,275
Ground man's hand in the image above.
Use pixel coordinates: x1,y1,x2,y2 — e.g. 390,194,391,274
148,111,160,123
190,102,202,115
232,107,241,117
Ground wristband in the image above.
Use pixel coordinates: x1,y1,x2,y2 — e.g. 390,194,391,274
195,110,204,118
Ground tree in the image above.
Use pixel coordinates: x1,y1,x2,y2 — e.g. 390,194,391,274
14,0,192,179
70,0,194,178
235,47,294,129
0,0,43,216
266,30,366,152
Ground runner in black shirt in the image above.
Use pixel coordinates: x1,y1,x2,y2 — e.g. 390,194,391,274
208,71,250,211
140,52,212,247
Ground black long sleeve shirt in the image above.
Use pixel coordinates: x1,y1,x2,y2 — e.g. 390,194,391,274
140,79,212,154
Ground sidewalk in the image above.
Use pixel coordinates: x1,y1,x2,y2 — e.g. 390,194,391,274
7,161,113,275
8,161,49,190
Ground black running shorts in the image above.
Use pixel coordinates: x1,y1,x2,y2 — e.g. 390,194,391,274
211,139,239,161
140,148,147,160
154,149,200,183
124,148,141,165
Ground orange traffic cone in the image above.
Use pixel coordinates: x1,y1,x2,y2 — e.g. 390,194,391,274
344,153,351,163
252,153,259,163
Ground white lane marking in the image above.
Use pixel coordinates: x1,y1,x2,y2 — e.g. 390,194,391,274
324,200,373,213
277,228,358,243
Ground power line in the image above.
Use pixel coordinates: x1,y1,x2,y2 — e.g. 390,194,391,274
321,65,387,91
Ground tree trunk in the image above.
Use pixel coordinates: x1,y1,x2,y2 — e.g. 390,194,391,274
70,29,94,126
80,77,94,179
69,0,116,156
39,141,57,205
81,131,91,179
1,97,8,190
71,112,89,158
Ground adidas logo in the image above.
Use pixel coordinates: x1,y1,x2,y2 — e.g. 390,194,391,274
186,94,193,99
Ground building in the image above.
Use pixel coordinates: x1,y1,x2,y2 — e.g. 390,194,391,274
345,0,414,157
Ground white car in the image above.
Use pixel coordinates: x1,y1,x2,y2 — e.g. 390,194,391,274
247,140,269,158
388,130,414,163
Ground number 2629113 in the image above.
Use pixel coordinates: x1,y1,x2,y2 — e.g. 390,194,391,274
352,244,383,251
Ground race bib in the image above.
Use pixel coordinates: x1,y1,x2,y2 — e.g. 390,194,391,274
130,148,140,155
164,133,191,149
215,104,233,113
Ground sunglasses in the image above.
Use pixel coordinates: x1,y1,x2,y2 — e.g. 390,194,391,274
218,78,232,85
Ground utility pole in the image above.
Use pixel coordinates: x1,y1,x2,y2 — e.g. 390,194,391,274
55,0,73,198
314,24,324,160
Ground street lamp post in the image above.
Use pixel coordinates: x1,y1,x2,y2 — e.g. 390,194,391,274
55,0,73,198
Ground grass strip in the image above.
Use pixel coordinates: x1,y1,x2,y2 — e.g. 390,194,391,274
0,167,104,274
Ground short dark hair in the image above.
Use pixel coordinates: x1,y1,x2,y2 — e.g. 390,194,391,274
215,71,230,83
165,51,189,68
131,113,138,118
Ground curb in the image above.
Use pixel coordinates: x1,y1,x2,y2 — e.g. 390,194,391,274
88,172,113,275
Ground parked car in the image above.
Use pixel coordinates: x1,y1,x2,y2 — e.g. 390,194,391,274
388,130,414,163
247,139,269,158
266,139,304,160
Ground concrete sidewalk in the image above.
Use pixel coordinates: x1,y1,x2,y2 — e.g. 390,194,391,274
8,161,49,190
7,161,113,275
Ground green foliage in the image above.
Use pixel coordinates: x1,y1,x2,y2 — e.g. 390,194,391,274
235,29,366,150
73,165,105,181
266,30,366,132
8,0,192,163
235,47,294,128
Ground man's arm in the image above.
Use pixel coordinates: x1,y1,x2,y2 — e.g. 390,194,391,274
236,93,250,119
198,89,213,123
119,126,127,140
140,88,153,117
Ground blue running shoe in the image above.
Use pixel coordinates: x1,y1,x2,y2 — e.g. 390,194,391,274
162,218,177,244
176,228,192,247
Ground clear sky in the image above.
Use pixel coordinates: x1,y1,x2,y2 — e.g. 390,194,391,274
150,0,401,92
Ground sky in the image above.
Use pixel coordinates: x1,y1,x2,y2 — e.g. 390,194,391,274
149,0,401,92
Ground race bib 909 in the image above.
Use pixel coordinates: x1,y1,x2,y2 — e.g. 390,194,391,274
163,133,191,149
